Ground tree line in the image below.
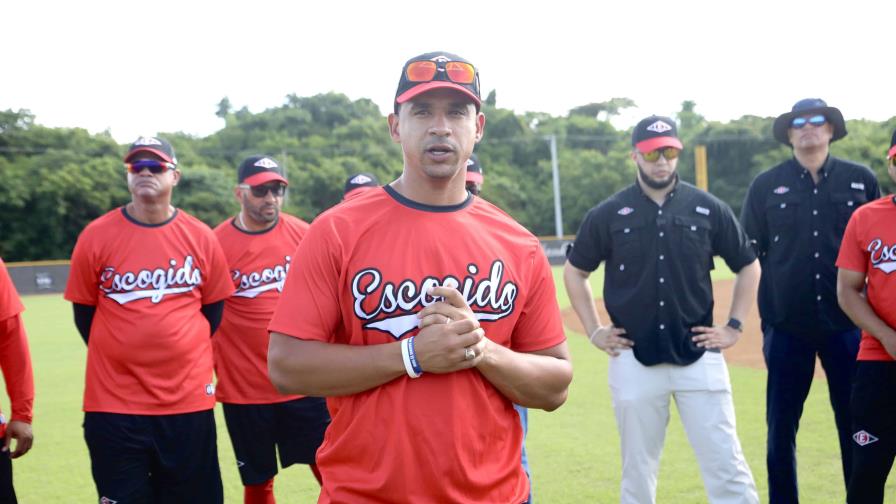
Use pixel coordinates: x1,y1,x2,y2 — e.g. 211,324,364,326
1,94,894,261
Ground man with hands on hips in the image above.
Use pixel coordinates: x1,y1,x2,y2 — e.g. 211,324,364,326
564,116,760,504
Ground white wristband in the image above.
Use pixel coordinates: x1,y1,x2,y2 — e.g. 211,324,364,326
401,338,422,378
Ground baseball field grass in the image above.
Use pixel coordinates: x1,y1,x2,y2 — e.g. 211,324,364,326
3,263,893,502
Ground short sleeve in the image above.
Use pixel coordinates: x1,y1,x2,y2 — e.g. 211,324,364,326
567,206,608,272
268,219,343,342
201,233,235,304
64,229,100,306
712,200,757,272
510,247,566,353
836,209,868,274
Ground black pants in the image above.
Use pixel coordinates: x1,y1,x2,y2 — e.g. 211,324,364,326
0,450,16,504
847,361,896,504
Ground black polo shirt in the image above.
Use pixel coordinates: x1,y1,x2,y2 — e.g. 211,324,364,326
569,179,756,366
740,155,880,339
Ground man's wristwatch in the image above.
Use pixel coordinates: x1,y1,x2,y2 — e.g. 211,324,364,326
726,318,743,332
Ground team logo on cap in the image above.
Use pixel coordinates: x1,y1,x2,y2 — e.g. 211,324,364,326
352,260,518,339
646,121,672,133
868,239,896,274
853,430,879,446
773,186,790,194
617,207,634,216
100,498,118,504
133,136,162,146
253,157,278,169
350,174,374,185
851,182,865,190
466,159,475,167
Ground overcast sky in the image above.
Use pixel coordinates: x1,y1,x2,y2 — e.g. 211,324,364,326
4,0,893,143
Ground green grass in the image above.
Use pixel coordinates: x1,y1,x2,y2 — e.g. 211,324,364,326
3,265,893,502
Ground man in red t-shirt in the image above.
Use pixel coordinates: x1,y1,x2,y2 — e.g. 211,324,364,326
213,155,330,503
0,258,34,504
65,136,233,503
836,129,896,503
267,51,573,503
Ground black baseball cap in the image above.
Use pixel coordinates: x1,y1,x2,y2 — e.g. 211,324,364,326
632,116,683,153
889,128,896,160
394,51,481,113
465,153,483,184
343,172,380,198
125,136,177,164
238,155,288,186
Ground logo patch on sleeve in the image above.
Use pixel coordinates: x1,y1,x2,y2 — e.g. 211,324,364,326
617,207,634,216
773,186,790,194
853,430,879,446
695,206,710,216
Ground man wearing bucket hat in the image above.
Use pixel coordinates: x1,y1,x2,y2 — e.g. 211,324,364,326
565,115,760,503
741,99,880,503
835,129,896,504
267,51,571,502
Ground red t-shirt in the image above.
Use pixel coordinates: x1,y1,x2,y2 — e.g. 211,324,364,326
836,196,896,361
213,214,310,404
0,258,34,437
268,187,566,503
64,208,233,414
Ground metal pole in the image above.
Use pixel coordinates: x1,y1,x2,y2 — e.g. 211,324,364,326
549,134,563,238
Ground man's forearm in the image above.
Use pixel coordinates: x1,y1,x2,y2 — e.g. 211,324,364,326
563,262,602,336
839,286,896,347
268,333,406,396
476,342,572,411
728,260,760,322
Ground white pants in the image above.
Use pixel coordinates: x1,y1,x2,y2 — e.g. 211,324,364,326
608,350,758,504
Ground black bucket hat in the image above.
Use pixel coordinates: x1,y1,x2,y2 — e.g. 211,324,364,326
772,98,847,146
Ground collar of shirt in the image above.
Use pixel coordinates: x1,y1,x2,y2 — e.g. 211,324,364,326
789,154,834,183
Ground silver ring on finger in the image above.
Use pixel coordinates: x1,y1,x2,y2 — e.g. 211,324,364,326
464,347,476,361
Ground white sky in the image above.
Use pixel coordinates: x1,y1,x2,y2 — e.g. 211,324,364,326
4,1,893,144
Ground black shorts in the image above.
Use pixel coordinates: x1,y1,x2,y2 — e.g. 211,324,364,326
0,449,16,504
83,409,223,504
222,397,330,485
847,361,896,504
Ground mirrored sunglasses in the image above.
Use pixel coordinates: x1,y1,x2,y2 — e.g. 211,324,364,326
405,60,476,84
641,147,680,162
125,159,177,174
791,114,827,129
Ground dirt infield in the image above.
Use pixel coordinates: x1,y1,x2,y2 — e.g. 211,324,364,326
560,278,825,378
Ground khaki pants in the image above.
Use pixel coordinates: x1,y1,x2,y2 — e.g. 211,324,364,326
608,350,758,504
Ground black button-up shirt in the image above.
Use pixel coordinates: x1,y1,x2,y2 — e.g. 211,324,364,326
740,155,880,338
569,179,756,366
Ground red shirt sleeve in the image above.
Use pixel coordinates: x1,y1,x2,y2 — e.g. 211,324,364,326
64,228,100,305
0,314,34,424
201,233,235,304
268,219,342,341
509,246,566,353
0,260,34,424
836,209,868,273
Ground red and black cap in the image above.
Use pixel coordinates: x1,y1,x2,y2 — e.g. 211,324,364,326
343,172,380,200
238,155,288,186
465,153,483,184
394,51,481,112
632,116,683,153
772,98,847,146
125,136,177,164
889,128,896,160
